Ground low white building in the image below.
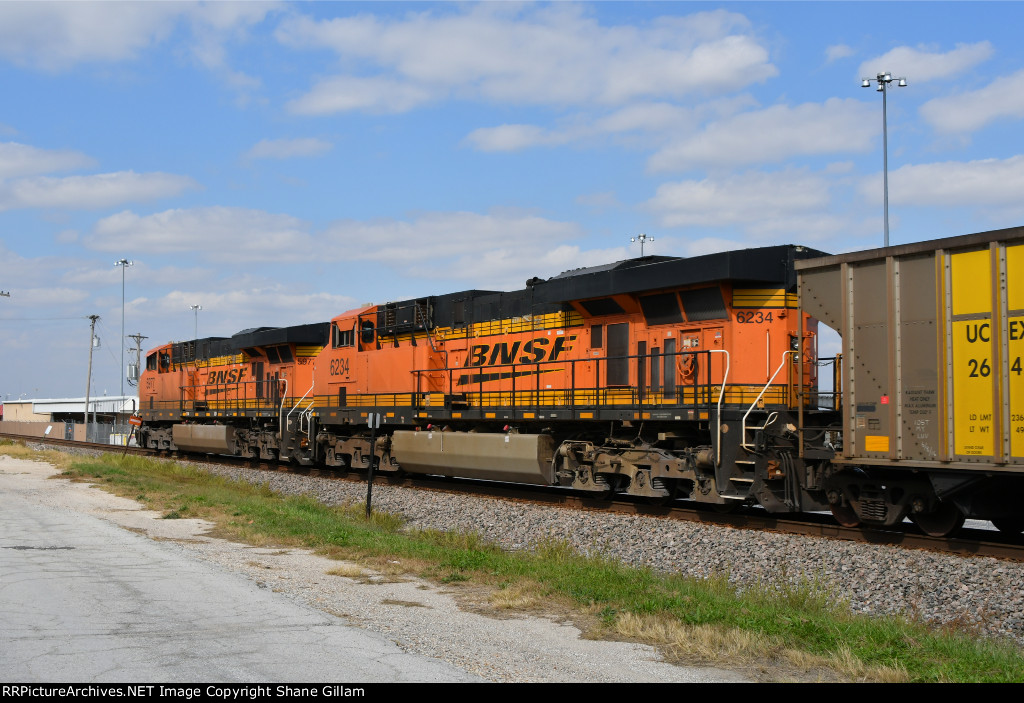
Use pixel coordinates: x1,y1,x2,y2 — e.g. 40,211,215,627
1,395,139,443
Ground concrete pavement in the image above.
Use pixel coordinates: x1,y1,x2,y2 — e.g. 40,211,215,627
0,455,482,683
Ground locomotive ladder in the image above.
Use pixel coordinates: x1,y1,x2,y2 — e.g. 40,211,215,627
740,350,796,452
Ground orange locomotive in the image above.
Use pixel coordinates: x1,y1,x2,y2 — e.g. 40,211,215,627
139,244,836,516
137,228,1024,536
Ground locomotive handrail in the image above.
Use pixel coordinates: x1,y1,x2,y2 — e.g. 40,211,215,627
709,349,730,467
288,371,317,438
409,347,719,412
278,378,289,440
741,350,795,451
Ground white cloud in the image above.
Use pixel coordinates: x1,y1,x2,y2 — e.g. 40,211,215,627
463,103,700,153
60,261,214,290
287,75,435,115
0,244,79,291
322,210,614,289
0,142,95,179
867,154,1024,208
644,169,834,234
134,287,356,340
857,42,992,83
442,244,628,291
324,211,582,264
278,6,776,114
244,138,333,160
0,172,197,212
648,98,877,171
461,98,752,154
920,69,1024,134
0,2,276,85
462,124,570,152
0,3,181,70
3,286,89,308
89,207,314,261
592,102,700,134
826,44,854,63
87,207,602,286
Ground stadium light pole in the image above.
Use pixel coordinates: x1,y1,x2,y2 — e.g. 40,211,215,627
114,259,133,399
861,71,907,248
190,304,202,339
631,233,654,257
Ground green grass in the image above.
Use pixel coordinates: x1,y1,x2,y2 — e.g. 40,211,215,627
16,447,1024,682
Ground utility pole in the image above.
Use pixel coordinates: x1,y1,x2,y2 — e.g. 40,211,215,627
861,72,908,247
190,304,202,339
126,333,148,391
85,315,99,439
631,233,653,257
114,259,133,399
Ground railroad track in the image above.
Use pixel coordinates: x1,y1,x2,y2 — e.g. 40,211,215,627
6,431,1024,562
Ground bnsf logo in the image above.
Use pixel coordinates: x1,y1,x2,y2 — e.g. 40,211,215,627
465,335,576,367
208,368,247,384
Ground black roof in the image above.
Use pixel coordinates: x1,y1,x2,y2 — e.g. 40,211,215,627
172,322,330,364
534,245,828,304
230,323,329,350
376,244,828,333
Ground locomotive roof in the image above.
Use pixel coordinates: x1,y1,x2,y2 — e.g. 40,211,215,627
375,244,829,335
533,244,829,303
169,322,330,365
229,322,330,350
550,255,679,279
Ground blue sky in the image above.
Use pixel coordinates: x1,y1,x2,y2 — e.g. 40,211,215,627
1,1,1023,400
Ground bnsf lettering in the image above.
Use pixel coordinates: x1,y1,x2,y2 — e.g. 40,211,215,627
465,335,575,367
489,340,522,366
208,369,247,384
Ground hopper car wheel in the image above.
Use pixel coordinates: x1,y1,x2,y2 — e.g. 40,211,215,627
829,502,860,528
991,518,1024,535
912,502,965,538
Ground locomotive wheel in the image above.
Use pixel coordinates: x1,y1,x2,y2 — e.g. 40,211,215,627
912,502,965,537
647,481,679,506
829,501,860,528
991,517,1024,535
598,475,623,499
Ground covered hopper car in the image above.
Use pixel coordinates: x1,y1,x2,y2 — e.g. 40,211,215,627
137,226,1024,536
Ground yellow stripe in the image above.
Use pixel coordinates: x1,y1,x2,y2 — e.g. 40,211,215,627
434,310,584,340
732,288,797,308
